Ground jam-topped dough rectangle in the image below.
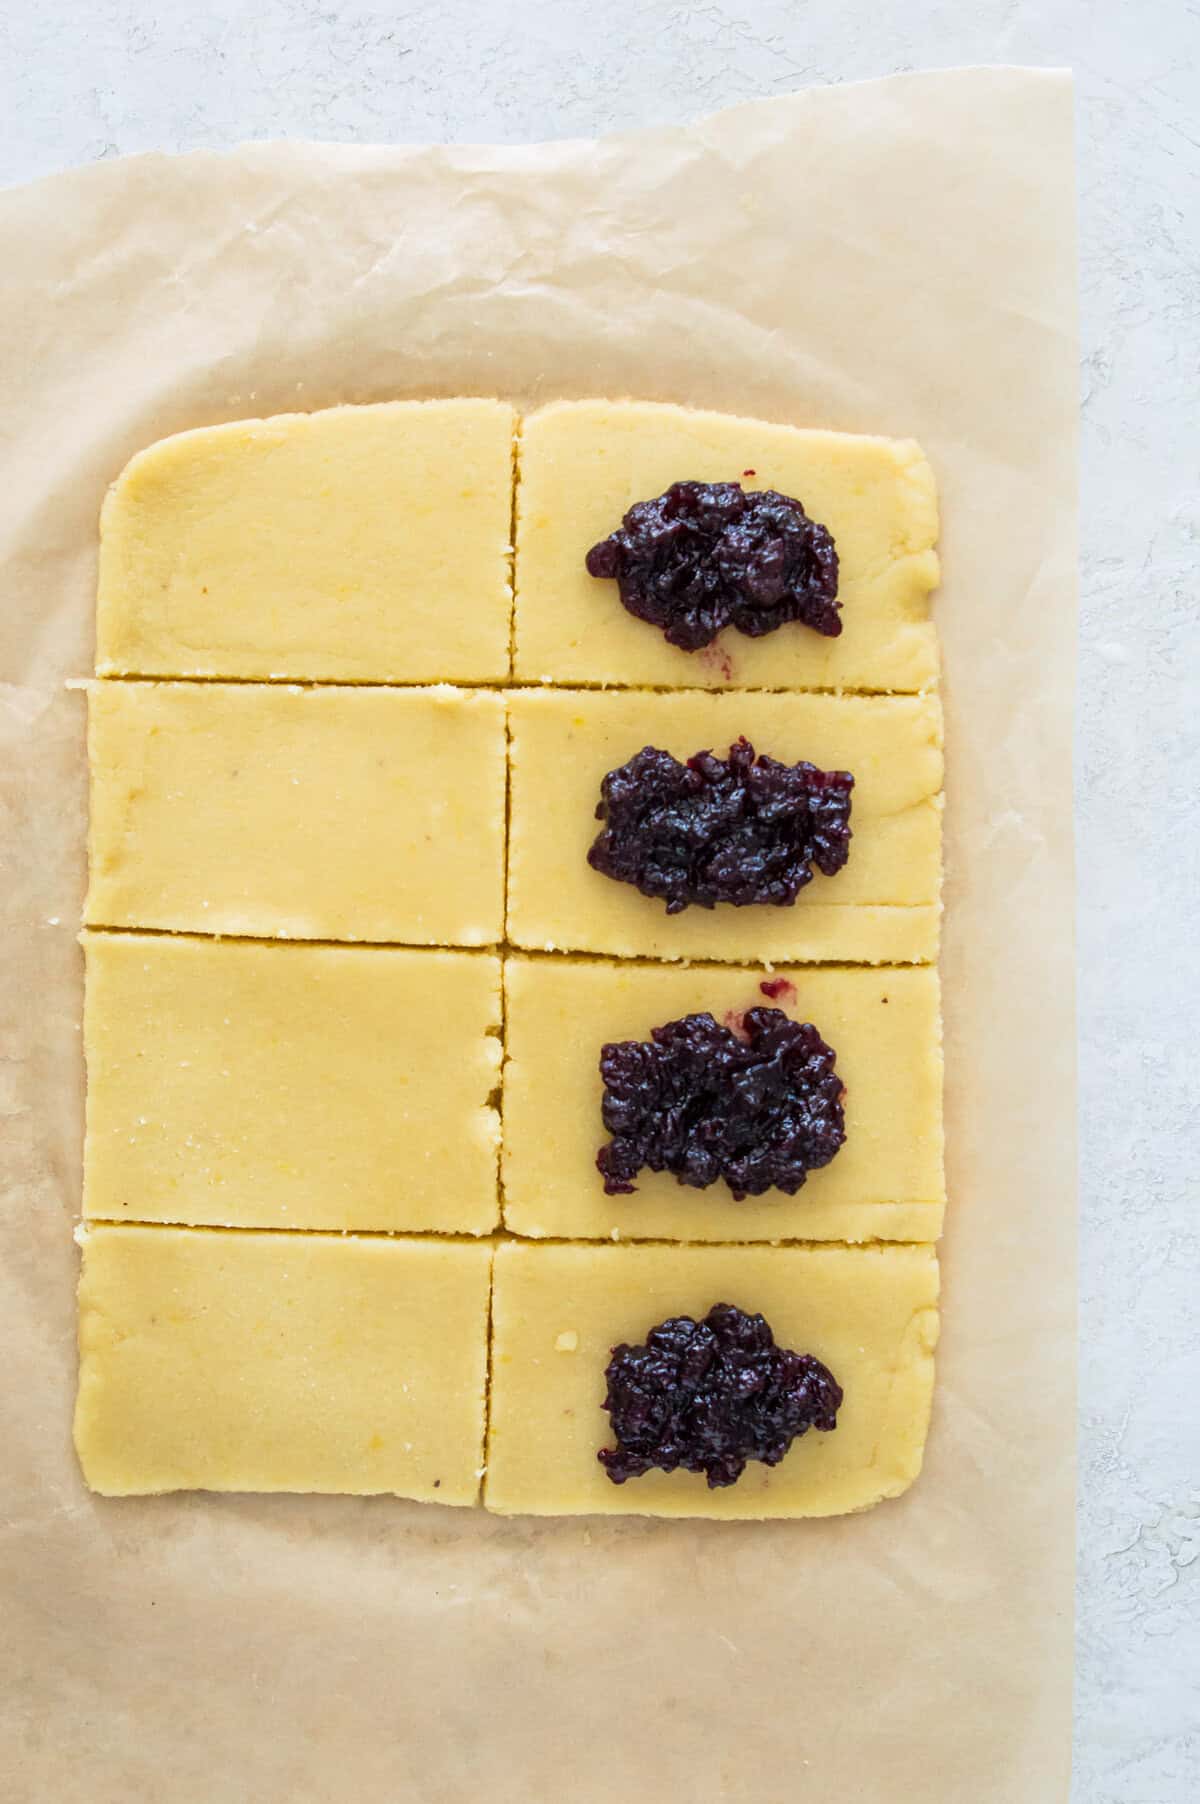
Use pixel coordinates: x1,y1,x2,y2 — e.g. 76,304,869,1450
96,400,517,684
513,400,939,692
485,1241,939,1519
502,956,944,1244
82,934,502,1235
506,688,942,964
85,681,506,945
74,1226,493,1501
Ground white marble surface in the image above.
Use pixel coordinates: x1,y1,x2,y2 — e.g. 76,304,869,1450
4,4,1198,1799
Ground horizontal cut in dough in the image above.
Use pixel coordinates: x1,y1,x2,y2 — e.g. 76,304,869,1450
74,1226,494,1500
506,687,942,964
502,956,943,1243
485,1241,939,1519
85,681,506,945
96,401,516,683
513,400,939,692
82,933,501,1234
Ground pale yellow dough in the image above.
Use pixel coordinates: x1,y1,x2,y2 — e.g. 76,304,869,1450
80,395,947,1515
74,1226,493,1500
507,687,942,963
82,933,502,1234
514,400,940,692
502,957,943,1242
485,1241,939,1518
85,681,506,944
96,401,516,683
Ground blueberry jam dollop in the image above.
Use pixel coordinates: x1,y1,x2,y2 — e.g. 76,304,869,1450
585,480,840,652
587,737,853,914
597,1007,845,1199
599,1301,843,1488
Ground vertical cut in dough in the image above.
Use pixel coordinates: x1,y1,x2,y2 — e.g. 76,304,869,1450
75,1226,494,1500
85,681,507,945
507,687,943,964
82,933,502,1234
502,956,944,1242
514,400,939,691
96,401,517,683
485,1241,939,1519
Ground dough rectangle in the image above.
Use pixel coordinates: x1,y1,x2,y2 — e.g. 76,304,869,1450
96,401,517,684
485,1241,940,1518
513,400,940,692
506,687,942,964
74,1226,494,1500
502,956,944,1243
85,680,507,945
82,933,502,1234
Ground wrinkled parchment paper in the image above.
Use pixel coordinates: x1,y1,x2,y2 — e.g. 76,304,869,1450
0,69,1076,1804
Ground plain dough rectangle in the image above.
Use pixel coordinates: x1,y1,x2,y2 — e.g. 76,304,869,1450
74,1226,494,1501
95,400,517,684
82,932,502,1234
506,686,943,963
502,955,944,1243
485,1240,940,1519
85,680,507,945
513,400,940,692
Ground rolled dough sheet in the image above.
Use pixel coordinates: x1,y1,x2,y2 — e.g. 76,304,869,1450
82,933,502,1234
507,687,942,963
74,1225,494,1500
85,680,507,944
485,1240,940,1519
502,955,943,1242
95,400,517,683
513,400,939,692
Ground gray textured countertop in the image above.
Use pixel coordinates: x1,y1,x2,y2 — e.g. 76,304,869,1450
4,4,1197,1799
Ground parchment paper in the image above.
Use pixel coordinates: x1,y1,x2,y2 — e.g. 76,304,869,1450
0,69,1077,1804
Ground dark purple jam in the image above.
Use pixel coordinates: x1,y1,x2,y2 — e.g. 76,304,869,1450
599,1302,843,1488
587,737,853,914
597,1008,845,1200
585,480,840,652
